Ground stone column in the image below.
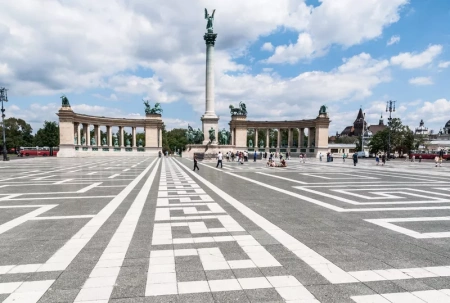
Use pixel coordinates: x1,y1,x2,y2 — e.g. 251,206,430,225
230,128,234,145
300,128,304,148
254,129,258,149
74,123,79,145
132,127,137,147
277,129,281,148
83,123,91,146
288,128,293,149
119,126,124,147
107,126,112,146
201,31,219,145
266,129,270,148
307,128,311,148
77,123,81,145
94,125,99,146
159,127,163,148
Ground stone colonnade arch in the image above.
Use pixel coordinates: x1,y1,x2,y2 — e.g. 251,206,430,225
57,106,163,157
229,111,330,157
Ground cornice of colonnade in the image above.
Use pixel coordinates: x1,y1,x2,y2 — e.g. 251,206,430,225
56,107,164,127
228,117,330,129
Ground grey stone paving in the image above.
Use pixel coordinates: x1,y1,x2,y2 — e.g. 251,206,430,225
0,156,449,302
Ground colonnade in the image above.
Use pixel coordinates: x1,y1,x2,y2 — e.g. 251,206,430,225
236,127,316,149
72,123,162,148
58,106,164,157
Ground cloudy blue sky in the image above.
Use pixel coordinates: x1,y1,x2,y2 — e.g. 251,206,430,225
1,0,449,134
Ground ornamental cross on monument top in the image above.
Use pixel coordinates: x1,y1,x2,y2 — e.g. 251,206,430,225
201,8,219,144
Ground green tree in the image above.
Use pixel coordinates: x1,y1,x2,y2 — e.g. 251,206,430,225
33,121,59,147
368,128,390,154
0,117,34,149
164,127,187,154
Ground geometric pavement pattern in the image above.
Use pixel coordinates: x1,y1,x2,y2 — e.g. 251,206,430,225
0,156,450,302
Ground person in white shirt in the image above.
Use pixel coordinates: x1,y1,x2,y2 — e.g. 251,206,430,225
216,152,223,168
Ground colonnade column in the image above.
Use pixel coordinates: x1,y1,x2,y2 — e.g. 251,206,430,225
230,128,234,146
277,129,281,149
288,128,293,149
307,127,311,148
94,125,99,146
132,127,137,147
254,128,258,149
119,126,124,147
266,129,270,148
74,123,79,145
107,126,112,146
300,128,304,148
82,123,90,146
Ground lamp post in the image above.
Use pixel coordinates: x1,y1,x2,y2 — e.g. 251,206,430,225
386,100,396,159
361,112,365,152
0,87,8,161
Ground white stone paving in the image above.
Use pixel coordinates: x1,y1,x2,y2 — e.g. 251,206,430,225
146,158,318,301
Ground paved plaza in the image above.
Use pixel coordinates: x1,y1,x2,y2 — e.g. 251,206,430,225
1,157,450,302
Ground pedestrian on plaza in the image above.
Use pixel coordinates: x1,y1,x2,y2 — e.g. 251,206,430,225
381,154,386,166
244,151,248,162
279,153,283,161
254,150,257,162
193,156,200,171
375,154,379,165
264,152,267,159
216,151,223,168
319,152,323,162
302,153,306,163
352,152,358,166
438,149,444,167
419,154,422,163
343,153,346,162
226,151,230,162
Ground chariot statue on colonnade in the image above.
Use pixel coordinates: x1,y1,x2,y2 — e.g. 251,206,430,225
61,95,71,107
143,99,163,115
229,101,247,116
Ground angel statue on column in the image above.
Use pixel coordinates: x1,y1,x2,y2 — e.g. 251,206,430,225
205,8,216,33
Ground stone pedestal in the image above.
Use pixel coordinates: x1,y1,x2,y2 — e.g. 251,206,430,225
201,116,219,145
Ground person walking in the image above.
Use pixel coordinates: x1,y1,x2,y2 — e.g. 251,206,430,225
438,149,444,167
216,152,223,168
253,150,257,162
381,153,386,166
342,153,346,162
193,156,200,171
375,154,379,166
352,152,358,166
319,153,323,162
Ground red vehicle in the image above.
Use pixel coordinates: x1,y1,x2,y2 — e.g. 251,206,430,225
19,147,59,157
409,150,450,160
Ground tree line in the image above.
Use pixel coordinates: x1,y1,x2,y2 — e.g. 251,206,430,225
0,117,190,154
0,118,59,150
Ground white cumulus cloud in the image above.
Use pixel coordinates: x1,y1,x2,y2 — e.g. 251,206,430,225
390,44,443,69
261,42,274,52
408,76,433,86
266,0,408,64
387,35,400,46
438,61,450,68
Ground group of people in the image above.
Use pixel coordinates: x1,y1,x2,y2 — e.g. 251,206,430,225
224,151,248,163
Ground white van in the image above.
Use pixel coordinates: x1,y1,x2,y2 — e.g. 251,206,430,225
356,151,369,158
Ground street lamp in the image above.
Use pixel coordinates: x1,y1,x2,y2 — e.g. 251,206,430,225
386,100,396,159
0,87,8,161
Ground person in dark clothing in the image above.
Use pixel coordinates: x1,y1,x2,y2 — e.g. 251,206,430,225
381,154,386,166
193,156,199,171
352,152,358,166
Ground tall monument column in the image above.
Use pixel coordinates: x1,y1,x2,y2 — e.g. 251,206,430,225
201,8,219,145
